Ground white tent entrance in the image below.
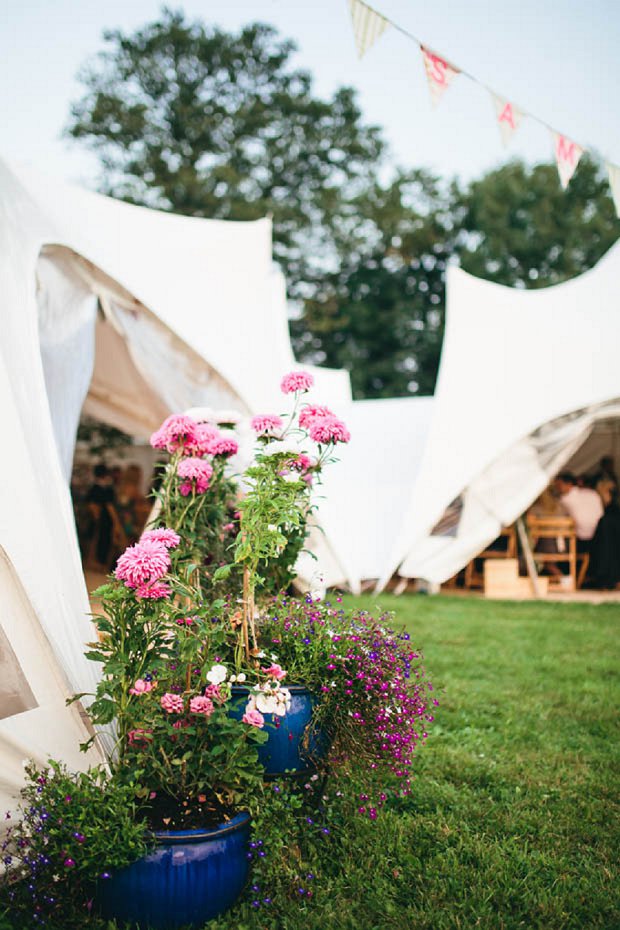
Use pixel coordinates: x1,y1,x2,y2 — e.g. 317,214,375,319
381,242,620,590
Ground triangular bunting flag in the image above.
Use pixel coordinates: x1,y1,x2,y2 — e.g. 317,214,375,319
491,94,523,147
420,46,459,106
552,132,583,189
348,0,389,58
606,163,620,217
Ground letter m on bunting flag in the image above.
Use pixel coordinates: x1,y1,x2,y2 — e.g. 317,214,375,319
420,46,460,106
348,0,389,58
553,133,584,189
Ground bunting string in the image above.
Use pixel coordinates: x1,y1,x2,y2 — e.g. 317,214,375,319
347,0,619,213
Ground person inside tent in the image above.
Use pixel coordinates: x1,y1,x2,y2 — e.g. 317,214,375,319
591,455,619,508
553,472,604,553
85,463,124,570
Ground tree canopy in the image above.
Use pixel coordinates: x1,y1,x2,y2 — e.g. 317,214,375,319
68,10,620,399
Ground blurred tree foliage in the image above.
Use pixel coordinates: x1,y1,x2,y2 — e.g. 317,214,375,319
68,11,619,399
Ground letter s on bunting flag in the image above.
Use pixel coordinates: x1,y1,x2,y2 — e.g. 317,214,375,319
348,0,389,58
420,46,460,106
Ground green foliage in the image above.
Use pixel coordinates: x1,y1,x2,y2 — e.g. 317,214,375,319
456,156,619,287
67,11,619,401
154,452,241,600
67,9,383,297
293,169,456,397
1,760,147,929
3,596,618,929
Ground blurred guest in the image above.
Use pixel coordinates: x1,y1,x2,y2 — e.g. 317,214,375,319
86,464,123,570
554,473,604,551
593,455,618,508
116,464,145,544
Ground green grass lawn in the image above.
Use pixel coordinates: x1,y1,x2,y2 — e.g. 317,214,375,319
4,595,618,930
215,594,620,930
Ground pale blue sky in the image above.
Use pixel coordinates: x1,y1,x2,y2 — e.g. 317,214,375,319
2,0,619,188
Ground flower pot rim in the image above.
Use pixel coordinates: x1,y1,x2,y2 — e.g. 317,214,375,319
149,810,250,845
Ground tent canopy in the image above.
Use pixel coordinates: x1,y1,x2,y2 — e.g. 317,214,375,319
381,241,620,587
0,156,358,811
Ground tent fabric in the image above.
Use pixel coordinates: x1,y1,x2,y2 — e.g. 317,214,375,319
314,396,434,587
381,243,620,587
0,154,361,814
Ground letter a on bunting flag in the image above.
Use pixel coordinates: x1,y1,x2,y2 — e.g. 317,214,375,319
491,94,523,146
606,163,620,217
553,132,583,189
420,46,459,106
348,0,389,58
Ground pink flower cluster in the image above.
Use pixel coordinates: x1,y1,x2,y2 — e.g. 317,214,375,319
140,528,181,549
251,414,284,436
177,457,213,496
115,537,172,597
242,707,265,728
129,679,155,696
299,404,350,444
189,696,214,717
150,415,197,453
160,693,184,714
280,370,314,395
263,663,287,681
308,415,351,445
150,414,238,458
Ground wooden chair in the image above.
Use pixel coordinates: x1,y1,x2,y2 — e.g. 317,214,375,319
464,525,517,589
525,515,576,590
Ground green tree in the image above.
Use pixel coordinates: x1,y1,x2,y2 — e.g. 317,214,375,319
456,156,619,287
67,8,384,295
68,11,619,400
292,169,457,397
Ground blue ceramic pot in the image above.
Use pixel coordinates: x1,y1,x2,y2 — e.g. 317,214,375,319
97,811,250,929
230,685,329,776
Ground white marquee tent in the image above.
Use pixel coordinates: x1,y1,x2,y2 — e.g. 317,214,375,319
0,156,359,811
380,243,620,589
312,396,434,587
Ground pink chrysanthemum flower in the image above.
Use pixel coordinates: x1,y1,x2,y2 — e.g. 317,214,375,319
251,414,284,436
178,458,213,482
189,696,215,717
308,415,351,445
161,693,185,714
115,540,171,589
177,458,213,494
150,415,197,453
140,528,181,549
280,370,314,395
211,435,239,457
134,580,172,600
186,423,222,457
299,404,334,429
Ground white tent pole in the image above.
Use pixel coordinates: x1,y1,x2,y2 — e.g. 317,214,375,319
515,516,542,598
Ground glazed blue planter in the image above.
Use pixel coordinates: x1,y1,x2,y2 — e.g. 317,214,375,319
230,685,329,776
97,811,250,929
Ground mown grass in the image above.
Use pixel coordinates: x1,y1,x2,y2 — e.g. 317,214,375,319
213,595,620,930
4,595,619,929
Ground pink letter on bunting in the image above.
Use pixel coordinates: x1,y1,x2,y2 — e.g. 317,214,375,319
491,93,523,146
553,132,584,189
420,46,459,107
